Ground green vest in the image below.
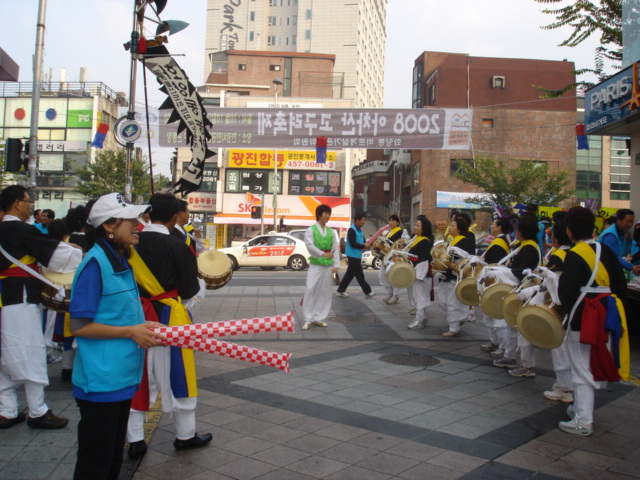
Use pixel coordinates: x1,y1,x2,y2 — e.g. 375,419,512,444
309,224,334,266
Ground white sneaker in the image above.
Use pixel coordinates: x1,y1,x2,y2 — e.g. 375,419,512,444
385,295,399,305
302,322,311,330
490,348,505,358
543,385,574,403
336,292,349,298
383,295,393,303
407,319,426,329
559,418,593,436
312,321,328,327
365,292,376,298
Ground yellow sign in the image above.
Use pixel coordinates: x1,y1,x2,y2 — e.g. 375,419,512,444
228,149,336,170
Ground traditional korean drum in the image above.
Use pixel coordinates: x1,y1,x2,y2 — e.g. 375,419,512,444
431,241,451,272
371,237,392,258
198,250,233,290
515,299,564,349
478,266,519,319
40,268,74,312
501,276,542,328
386,252,416,289
454,259,486,306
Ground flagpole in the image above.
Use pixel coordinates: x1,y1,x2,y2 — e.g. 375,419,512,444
272,78,282,232
124,0,141,198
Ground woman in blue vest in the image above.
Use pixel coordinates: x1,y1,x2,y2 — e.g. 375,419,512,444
336,212,375,298
69,193,165,480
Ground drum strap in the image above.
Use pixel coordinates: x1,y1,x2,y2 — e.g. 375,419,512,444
0,245,63,295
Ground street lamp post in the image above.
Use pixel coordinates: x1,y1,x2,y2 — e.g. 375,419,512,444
272,78,283,231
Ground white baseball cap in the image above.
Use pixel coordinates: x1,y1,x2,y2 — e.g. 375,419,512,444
88,193,150,227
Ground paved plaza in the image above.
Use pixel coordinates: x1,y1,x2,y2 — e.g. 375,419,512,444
1,281,639,480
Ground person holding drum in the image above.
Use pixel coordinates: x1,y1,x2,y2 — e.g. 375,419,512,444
302,204,341,330
541,220,575,404
406,215,434,329
126,193,212,459
438,216,475,337
493,213,541,376
0,185,82,431
69,192,165,479
377,214,406,305
557,207,629,436
479,217,512,356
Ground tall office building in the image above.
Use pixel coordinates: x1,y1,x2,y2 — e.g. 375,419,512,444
204,0,386,109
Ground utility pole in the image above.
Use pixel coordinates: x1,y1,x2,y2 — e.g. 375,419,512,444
28,0,47,206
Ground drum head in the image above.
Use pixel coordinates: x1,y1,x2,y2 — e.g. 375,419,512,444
480,283,513,319
41,267,75,287
455,277,480,306
501,292,523,328
198,250,231,275
387,262,415,289
516,305,563,349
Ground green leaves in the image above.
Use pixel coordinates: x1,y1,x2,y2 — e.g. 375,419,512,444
452,157,573,208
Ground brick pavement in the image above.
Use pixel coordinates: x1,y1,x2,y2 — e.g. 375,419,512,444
0,282,638,480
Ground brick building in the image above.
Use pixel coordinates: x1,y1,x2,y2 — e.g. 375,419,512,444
409,52,577,225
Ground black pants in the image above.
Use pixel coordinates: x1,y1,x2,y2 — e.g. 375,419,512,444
338,257,372,294
74,398,132,480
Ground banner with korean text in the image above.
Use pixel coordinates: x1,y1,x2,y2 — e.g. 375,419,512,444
160,108,472,149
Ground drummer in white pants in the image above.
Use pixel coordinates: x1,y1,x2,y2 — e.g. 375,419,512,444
376,215,407,305
438,217,476,337
543,220,574,402
302,205,341,330
557,207,629,436
404,215,434,329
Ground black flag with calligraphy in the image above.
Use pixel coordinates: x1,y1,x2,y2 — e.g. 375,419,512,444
142,44,215,197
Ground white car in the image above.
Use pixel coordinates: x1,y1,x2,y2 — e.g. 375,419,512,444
219,233,310,271
362,250,382,270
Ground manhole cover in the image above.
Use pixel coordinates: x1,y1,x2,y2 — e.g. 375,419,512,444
330,316,380,325
380,353,440,367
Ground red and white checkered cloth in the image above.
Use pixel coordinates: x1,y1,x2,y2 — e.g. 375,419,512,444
153,311,295,373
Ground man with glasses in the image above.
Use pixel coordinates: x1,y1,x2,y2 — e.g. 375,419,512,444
0,186,82,430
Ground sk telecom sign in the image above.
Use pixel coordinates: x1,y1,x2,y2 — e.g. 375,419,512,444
160,108,472,149
584,62,640,135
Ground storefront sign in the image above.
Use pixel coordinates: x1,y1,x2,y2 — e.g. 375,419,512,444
228,149,336,170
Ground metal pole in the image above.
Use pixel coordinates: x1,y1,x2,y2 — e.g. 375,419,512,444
273,84,278,231
28,0,47,206
125,0,141,198
260,193,265,235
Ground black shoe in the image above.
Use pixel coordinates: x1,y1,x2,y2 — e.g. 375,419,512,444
61,369,72,382
0,412,26,429
173,433,212,451
27,410,68,429
127,440,148,459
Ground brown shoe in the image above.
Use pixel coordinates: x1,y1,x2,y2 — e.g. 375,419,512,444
0,412,26,429
27,410,68,429
441,330,460,338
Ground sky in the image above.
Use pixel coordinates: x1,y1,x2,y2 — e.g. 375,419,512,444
2,0,605,174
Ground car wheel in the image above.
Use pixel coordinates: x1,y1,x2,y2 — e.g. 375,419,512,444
260,266,276,271
373,257,382,270
227,255,239,271
288,255,307,271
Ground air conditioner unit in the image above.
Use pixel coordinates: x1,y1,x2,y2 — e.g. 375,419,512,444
383,182,390,192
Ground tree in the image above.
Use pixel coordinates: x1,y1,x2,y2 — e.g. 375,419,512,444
452,157,573,208
534,0,622,97
76,150,153,201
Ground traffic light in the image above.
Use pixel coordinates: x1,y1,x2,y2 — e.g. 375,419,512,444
5,138,23,172
250,205,262,219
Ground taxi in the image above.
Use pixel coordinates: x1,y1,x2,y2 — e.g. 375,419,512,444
219,233,310,271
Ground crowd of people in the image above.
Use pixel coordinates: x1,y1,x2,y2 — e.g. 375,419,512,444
0,192,633,480
344,204,632,438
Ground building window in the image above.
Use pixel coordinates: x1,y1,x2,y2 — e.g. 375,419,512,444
250,11,255,21
292,15,297,25
269,64,281,71
482,118,494,128
292,35,296,45
249,31,254,41
305,9,312,20
268,0,277,6
305,29,311,40
428,84,435,105
412,162,420,190
238,64,246,71
268,16,277,26
492,76,506,89
267,36,276,46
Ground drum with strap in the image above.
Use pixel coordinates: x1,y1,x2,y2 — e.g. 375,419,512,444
515,280,564,349
430,241,451,272
40,267,74,312
455,259,486,306
198,250,233,290
500,274,542,328
386,251,416,289
478,266,519,319
371,237,392,258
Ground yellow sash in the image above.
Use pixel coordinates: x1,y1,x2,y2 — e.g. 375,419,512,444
128,246,197,398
